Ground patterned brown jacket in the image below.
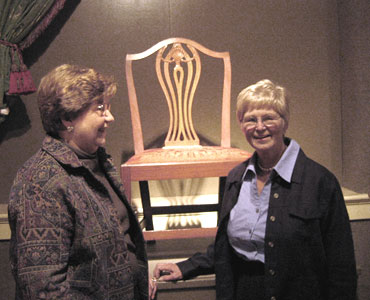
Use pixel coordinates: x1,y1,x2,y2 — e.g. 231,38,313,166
8,135,148,300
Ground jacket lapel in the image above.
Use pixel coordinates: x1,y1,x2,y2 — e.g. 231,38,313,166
219,160,249,222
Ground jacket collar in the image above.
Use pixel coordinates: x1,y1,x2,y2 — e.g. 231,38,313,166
42,135,110,169
227,160,249,184
290,149,306,184
219,147,308,222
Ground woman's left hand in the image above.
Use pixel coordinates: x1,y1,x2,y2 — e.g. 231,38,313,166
149,275,157,299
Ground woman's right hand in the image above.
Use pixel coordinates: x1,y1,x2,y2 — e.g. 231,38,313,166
153,263,183,281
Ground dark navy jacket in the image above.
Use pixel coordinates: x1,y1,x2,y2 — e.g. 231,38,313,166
178,147,357,300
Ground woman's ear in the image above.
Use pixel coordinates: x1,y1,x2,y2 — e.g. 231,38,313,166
238,120,245,133
59,119,75,142
61,119,72,130
282,119,289,134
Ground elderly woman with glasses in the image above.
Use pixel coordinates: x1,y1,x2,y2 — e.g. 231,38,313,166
153,79,357,300
8,64,156,300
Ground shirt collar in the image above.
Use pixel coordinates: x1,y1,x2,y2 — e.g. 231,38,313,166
243,154,257,180
274,138,300,182
242,138,300,183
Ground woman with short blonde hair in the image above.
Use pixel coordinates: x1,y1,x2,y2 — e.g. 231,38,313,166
154,79,357,300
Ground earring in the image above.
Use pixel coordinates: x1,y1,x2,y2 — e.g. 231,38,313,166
67,126,74,132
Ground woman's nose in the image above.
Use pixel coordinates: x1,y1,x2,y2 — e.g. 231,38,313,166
255,120,266,130
105,110,115,122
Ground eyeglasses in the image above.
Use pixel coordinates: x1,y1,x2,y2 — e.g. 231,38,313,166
241,114,282,130
97,103,112,116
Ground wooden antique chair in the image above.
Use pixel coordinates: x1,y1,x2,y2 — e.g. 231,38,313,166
121,38,251,241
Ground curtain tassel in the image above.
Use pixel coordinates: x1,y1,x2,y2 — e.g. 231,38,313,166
0,40,37,95
8,66,37,95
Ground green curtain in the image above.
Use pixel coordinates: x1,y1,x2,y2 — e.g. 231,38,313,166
0,0,60,123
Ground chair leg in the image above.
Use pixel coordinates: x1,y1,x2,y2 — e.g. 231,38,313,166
139,181,154,231
218,176,227,222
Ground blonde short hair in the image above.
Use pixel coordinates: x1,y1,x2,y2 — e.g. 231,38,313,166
38,64,117,136
236,79,289,126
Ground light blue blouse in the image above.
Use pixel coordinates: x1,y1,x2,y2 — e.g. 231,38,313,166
227,139,300,263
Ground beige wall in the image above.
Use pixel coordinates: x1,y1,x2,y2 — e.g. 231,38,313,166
0,0,368,204
338,0,370,194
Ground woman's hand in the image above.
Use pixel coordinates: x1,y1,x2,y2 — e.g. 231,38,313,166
149,274,157,299
149,263,183,299
153,263,183,281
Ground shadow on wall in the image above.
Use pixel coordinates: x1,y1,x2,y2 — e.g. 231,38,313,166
22,0,81,67
0,95,31,144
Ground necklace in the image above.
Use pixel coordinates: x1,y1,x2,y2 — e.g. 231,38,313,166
257,160,274,173
256,144,288,173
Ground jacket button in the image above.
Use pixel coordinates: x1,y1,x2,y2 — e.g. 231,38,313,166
270,216,276,222
271,297,276,300
269,269,276,276
268,241,274,248
273,193,279,199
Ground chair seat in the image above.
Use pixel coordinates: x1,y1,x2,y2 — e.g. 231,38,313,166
122,147,251,182
125,146,250,164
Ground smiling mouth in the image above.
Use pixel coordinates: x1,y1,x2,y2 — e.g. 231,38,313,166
254,135,270,140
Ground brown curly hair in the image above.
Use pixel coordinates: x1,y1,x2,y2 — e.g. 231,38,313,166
37,64,117,137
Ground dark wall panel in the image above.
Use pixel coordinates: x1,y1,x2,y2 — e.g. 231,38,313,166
1,0,350,205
